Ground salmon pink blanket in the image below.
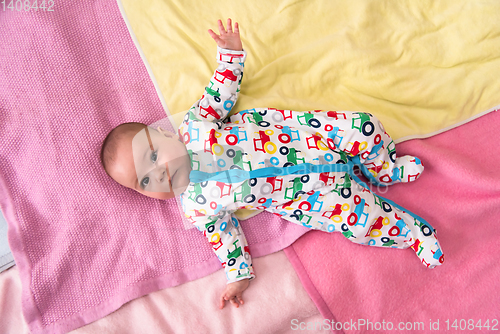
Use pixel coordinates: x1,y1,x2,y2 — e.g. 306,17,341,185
284,109,500,333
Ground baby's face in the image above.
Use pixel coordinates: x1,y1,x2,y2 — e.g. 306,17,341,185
110,126,191,200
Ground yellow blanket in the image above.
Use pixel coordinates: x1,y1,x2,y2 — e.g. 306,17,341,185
119,0,499,141
118,0,499,219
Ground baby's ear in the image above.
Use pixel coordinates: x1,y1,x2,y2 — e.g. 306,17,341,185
157,126,178,139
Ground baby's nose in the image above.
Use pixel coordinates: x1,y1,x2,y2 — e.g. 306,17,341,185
153,167,166,182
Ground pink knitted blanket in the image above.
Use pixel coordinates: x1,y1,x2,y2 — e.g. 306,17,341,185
0,2,308,333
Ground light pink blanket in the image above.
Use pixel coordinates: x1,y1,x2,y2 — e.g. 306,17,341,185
1,251,330,334
0,2,308,333
285,109,500,333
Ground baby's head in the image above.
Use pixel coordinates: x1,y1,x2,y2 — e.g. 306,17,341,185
100,122,191,200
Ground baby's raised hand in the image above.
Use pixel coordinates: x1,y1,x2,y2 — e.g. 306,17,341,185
219,278,250,309
208,18,243,51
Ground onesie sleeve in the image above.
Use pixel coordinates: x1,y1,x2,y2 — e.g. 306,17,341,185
186,209,255,284
186,47,246,123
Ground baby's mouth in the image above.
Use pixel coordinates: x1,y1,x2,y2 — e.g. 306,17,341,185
167,168,176,192
169,171,175,188
164,161,173,191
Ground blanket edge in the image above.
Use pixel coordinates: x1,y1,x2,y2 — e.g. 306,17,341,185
283,240,336,322
394,105,499,144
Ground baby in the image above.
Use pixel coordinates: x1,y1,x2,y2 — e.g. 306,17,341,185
100,19,444,309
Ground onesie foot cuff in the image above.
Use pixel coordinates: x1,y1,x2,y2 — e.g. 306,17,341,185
394,155,425,183
408,227,444,268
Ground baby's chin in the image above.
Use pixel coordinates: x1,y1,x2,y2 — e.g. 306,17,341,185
138,189,177,200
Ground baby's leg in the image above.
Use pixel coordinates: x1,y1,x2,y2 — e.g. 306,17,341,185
239,109,423,186
292,110,424,186
331,111,424,186
271,176,444,268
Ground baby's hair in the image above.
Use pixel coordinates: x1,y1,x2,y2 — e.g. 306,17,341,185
100,122,147,178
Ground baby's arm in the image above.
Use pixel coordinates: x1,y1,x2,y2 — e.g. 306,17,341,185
186,209,254,308
187,19,245,123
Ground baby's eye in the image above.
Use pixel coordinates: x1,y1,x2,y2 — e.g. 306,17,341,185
151,150,158,163
141,176,150,189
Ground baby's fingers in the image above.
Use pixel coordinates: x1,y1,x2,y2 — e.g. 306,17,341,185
219,295,227,309
208,29,224,45
217,19,226,35
230,297,240,308
208,29,219,40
